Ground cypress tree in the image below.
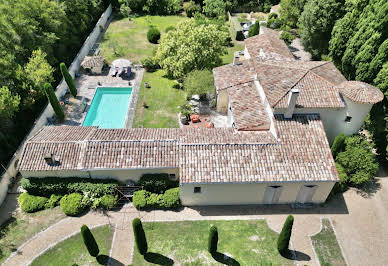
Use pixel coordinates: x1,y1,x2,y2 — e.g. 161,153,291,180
277,215,294,257
60,62,77,97
44,83,64,121
81,225,99,257
248,21,260,37
331,133,346,158
132,218,148,255
208,225,218,254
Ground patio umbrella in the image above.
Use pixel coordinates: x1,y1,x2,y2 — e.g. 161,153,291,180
112,58,132,68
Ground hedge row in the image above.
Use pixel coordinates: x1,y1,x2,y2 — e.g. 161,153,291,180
21,177,118,197
132,188,181,209
138,174,178,194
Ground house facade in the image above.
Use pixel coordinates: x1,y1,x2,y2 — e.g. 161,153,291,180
17,27,384,206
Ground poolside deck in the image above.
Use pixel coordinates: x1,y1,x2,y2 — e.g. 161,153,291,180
60,67,144,128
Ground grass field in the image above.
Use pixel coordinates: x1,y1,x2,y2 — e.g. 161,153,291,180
31,225,113,266
0,207,66,264
132,220,294,265
311,219,347,266
101,15,187,64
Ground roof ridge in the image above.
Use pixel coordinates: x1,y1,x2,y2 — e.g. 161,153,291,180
217,77,256,91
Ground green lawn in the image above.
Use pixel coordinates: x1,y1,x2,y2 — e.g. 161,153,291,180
31,225,113,266
311,219,347,266
222,41,245,65
100,15,187,64
0,207,66,264
132,220,294,265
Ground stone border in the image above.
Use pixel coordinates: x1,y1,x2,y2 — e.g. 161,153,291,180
125,68,145,128
309,217,349,266
25,223,108,266
108,222,118,266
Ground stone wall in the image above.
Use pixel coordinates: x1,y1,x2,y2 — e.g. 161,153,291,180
0,4,112,207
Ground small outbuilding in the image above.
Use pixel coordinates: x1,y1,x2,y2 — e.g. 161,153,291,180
81,56,105,74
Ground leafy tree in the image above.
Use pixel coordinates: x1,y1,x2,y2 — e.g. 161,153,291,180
331,133,346,159
81,225,100,257
132,218,148,255
60,63,77,97
277,215,294,257
298,0,345,59
248,21,260,37
280,31,295,45
155,19,228,78
279,0,308,28
184,70,215,98
203,0,226,18
119,0,183,15
0,86,20,120
183,1,200,17
336,135,379,186
208,225,218,254
44,83,64,121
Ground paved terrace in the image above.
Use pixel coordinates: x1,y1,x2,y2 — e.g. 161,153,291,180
60,67,144,128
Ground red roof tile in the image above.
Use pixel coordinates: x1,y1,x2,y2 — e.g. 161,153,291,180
338,81,384,104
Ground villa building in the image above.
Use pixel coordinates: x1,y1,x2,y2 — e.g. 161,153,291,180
17,27,384,206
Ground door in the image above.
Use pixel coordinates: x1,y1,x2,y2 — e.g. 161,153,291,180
263,186,283,204
296,185,318,203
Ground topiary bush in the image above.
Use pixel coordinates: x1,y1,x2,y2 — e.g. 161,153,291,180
248,21,260,37
45,194,62,209
147,27,160,44
132,218,148,255
331,133,346,158
133,190,149,209
208,225,218,254
81,225,99,257
44,83,64,121
138,174,177,194
162,188,181,208
98,194,118,210
60,193,85,216
60,63,77,97
277,215,294,257
18,192,48,213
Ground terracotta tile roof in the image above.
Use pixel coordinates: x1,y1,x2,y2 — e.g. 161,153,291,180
227,81,270,131
245,27,294,60
28,126,97,142
213,60,256,91
180,115,338,184
88,128,179,141
338,81,384,104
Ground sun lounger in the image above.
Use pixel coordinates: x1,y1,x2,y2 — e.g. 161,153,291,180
126,67,131,77
110,67,117,77
118,67,123,77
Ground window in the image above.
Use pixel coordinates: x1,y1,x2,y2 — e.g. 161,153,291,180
169,174,176,180
345,116,352,123
194,187,201,193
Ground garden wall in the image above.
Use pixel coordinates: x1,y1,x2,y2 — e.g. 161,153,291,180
0,4,112,207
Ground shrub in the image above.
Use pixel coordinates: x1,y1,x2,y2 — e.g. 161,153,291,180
18,192,48,213
165,26,175,33
208,225,218,254
146,193,164,207
331,133,346,158
133,190,149,209
183,1,200,17
45,194,62,208
44,83,64,121
280,31,296,45
180,103,192,119
21,177,118,197
141,56,160,72
132,218,148,255
98,194,118,210
162,188,181,208
60,63,77,97
277,215,294,257
138,174,177,194
268,13,278,20
60,193,85,216
147,27,160,44
81,225,99,257
248,21,260,37
184,70,215,99
330,163,348,195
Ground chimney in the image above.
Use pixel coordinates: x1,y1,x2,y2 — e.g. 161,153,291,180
233,55,240,65
44,153,60,165
284,88,300,119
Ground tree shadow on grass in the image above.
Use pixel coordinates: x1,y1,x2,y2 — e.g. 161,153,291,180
96,254,125,266
144,252,174,265
211,251,240,266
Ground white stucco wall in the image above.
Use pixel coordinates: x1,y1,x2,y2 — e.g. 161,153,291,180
20,168,179,183
216,89,229,114
275,96,373,144
180,181,335,206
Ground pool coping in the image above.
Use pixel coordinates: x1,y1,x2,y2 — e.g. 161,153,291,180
125,68,144,128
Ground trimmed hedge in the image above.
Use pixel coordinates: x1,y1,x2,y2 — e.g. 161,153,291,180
98,194,118,210
18,192,48,213
45,194,62,209
331,133,346,158
60,62,77,97
81,225,99,257
133,218,148,255
208,225,218,254
60,193,85,216
277,215,294,257
21,177,118,197
147,27,160,44
44,83,64,121
138,174,178,194
132,188,181,210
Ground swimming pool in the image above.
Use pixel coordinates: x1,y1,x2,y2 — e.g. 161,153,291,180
83,87,132,128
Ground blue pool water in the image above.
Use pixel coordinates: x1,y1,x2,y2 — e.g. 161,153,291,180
83,87,132,129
